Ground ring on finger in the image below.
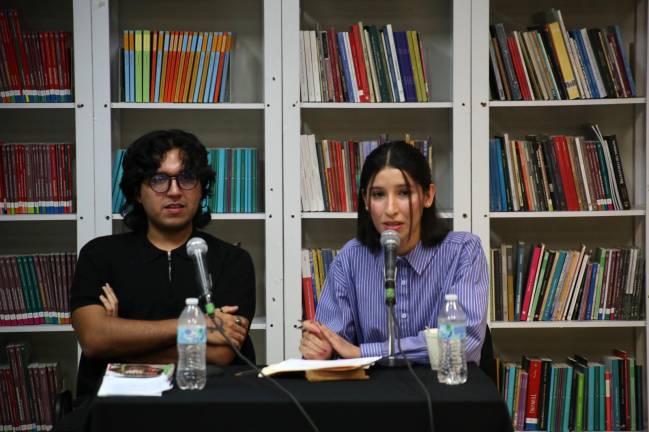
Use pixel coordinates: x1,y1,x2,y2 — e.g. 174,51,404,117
235,317,242,326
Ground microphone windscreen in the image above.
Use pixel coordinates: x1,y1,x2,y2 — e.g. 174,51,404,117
186,237,208,255
380,230,400,248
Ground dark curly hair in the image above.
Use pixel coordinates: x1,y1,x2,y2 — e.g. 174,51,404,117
357,141,449,251
119,129,215,232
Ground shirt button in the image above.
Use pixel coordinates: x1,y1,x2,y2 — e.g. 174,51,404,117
401,313,407,319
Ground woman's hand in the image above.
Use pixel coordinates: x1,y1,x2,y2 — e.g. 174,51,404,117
299,320,333,360
316,322,361,359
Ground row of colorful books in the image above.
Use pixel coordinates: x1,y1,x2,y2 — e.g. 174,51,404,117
0,10,72,103
121,30,233,103
0,143,74,215
489,126,631,212
300,25,429,103
1,343,61,431
490,243,644,322
300,134,433,212
112,147,263,214
0,253,74,326
490,9,636,101
301,248,339,320
500,352,643,431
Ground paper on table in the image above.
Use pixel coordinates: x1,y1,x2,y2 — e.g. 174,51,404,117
97,363,175,397
259,357,381,377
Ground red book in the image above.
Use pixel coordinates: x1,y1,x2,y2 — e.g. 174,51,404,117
520,244,542,321
326,28,343,102
328,141,341,212
9,10,33,101
552,136,579,211
522,357,542,430
0,11,21,100
301,251,316,321
507,34,531,101
350,24,370,102
348,141,358,211
163,32,179,102
613,349,631,429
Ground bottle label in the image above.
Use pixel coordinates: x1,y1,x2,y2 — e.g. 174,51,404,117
438,323,466,341
177,326,206,344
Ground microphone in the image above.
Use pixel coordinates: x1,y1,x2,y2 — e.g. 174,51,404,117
380,230,400,306
186,237,216,316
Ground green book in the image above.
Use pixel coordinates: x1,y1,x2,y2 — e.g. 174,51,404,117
575,371,584,431
142,30,150,103
529,249,549,320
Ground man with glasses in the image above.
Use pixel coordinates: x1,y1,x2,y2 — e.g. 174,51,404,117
70,129,256,398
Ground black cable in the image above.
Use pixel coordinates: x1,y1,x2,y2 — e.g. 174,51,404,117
390,307,435,432
206,313,320,432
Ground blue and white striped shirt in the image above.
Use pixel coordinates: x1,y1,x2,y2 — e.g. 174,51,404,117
315,231,488,363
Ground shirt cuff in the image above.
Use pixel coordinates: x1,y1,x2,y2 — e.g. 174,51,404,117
360,342,385,358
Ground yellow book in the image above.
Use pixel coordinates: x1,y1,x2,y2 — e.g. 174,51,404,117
197,33,214,102
187,33,205,102
134,30,142,102
182,32,198,103
173,32,189,103
122,31,129,101
406,31,424,102
546,22,579,100
552,250,580,320
142,30,150,103
412,31,428,102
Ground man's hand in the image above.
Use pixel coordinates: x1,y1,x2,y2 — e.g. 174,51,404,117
99,284,118,317
299,320,333,360
316,322,361,359
206,305,249,348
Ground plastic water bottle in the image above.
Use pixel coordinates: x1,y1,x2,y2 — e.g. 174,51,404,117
176,298,206,390
437,293,467,385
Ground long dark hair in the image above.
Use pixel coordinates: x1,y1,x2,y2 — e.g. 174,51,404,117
357,141,449,251
119,129,215,232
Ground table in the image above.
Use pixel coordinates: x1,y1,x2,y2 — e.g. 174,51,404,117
88,363,512,432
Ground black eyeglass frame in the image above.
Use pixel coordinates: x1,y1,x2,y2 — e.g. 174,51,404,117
147,171,199,193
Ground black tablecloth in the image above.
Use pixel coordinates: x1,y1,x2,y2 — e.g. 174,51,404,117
88,363,512,432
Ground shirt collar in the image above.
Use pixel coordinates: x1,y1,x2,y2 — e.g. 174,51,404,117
138,230,197,263
400,241,436,276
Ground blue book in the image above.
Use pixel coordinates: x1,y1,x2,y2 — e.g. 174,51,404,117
494,138,507,211
204,150,213,213
489,139,502,211
219,33,232,103
111,150,124,212
611,25,637,97
203,32,218,103
123,31,131,102
395,31,417,102
193,33,209,103
336,32,353,102
246,149,252,212
506,364,516,416
542,250,567,321
129,30,136,103
562,365,574,432
572,30,599,98
153,31,164,102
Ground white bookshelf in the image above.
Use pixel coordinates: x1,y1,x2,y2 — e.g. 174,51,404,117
472,0,649,422
0,0,95,393
90,0,283,364
281,0,472,358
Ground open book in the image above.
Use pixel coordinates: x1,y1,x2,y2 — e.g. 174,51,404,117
259,357,381,381
97,363,175,397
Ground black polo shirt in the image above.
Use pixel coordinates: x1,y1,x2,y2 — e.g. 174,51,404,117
70,230,256,397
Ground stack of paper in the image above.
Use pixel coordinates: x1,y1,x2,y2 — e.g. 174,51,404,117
97,363,175,397
259,357,381,377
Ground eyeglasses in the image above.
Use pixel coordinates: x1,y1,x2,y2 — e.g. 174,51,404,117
148,171,198,193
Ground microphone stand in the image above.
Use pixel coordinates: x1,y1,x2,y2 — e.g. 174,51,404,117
200,293,223,377
379,270,408,367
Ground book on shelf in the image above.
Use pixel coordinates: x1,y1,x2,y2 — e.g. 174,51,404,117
301,248,339,320
300,23,428,103
0,142,74,215
490,242,644,322
1,342,62,431
489,125,631,212
489,9,636,101
300,134,434,212
120,30,233,103
0,253,75,326
499,351,643,432
0,10,73,103
111,147,263,214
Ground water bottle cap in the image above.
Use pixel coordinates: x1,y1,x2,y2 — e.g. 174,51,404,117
445,293,458,301
185,297,199,305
